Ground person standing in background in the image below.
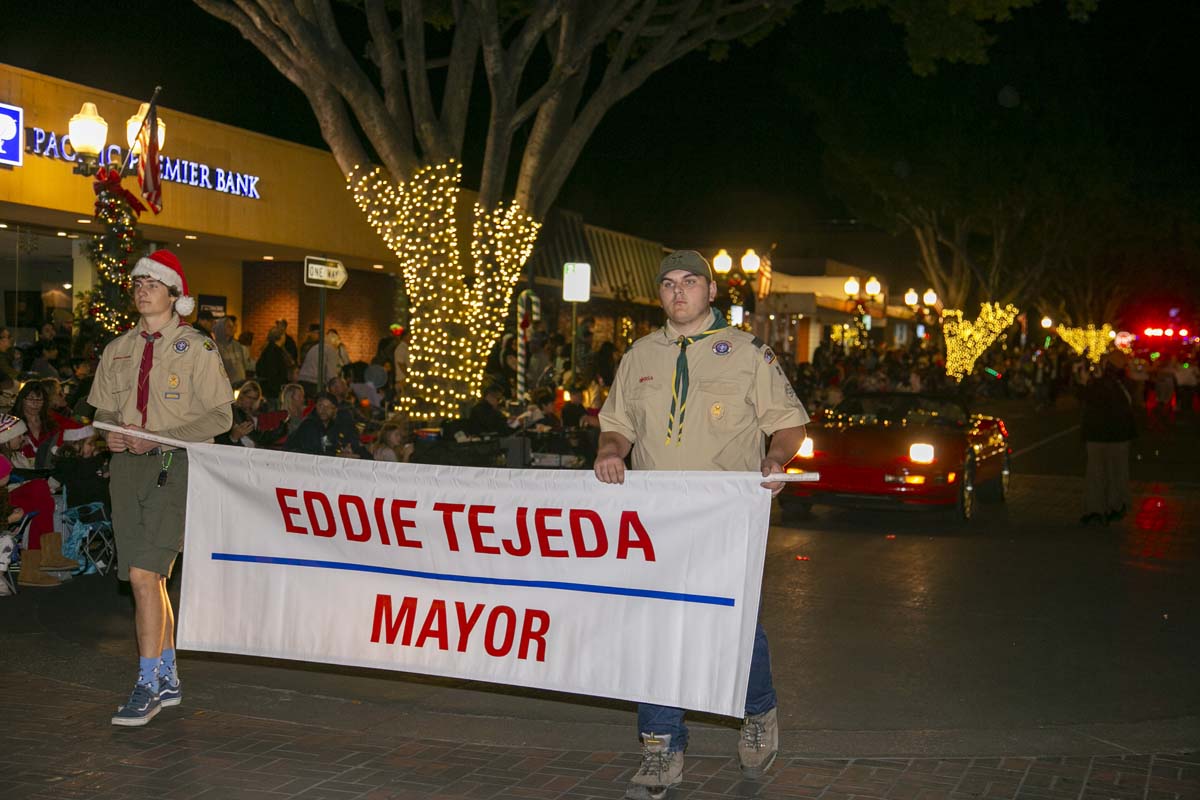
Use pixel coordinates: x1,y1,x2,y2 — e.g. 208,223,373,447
1080,351,1137,525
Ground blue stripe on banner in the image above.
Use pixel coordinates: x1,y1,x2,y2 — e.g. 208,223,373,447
211,552,735,607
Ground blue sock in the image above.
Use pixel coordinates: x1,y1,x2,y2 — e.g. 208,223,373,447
159,649,177,683
137,656,158,687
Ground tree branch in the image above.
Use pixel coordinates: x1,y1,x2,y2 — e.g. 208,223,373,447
364,0,414,153
440,12,480,155
401,0,451,160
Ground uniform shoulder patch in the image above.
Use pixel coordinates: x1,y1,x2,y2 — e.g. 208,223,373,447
202,339,216,351
750,336,766,349
763,347,776,365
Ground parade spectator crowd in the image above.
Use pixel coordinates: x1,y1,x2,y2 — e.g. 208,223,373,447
1,312,1197,594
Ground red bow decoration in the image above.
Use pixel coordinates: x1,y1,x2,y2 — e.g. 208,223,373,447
93,167,147,216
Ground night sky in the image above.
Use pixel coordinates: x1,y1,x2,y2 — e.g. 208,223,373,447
3,1,1197,285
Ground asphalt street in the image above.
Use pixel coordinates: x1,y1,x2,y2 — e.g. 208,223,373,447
1,396,1197,782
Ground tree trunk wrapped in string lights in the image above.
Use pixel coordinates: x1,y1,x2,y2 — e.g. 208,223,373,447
350,160,540,420
82,166,146,335
1056,323,1112,365
941,302,1019,381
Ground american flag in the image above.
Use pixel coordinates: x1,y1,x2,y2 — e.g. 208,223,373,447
137,103,162,213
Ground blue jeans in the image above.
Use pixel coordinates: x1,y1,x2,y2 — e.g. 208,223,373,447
637,620,776,752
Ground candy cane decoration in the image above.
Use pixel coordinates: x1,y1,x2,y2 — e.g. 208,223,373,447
516,289,541,399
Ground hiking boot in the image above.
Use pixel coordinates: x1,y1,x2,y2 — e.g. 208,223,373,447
625,733,683,800
111,682,161,727
158,674,182,708
737,707,779,778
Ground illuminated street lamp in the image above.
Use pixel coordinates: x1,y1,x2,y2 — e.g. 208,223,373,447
68,102,108,176
125,103,166,154
903,288,919,307
740,249,761,274
713,248,733,275
1040,316,1053,329
922,288,938,307
713,247,764,322
864,276,882,299
843,276,860,297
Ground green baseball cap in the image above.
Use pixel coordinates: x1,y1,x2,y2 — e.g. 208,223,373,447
657,250,714,283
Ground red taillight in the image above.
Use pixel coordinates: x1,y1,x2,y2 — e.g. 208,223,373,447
998,420,1009,438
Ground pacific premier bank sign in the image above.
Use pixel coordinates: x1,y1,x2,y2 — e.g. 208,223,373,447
21,118,262,200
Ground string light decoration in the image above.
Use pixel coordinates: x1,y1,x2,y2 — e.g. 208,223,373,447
1056,324,1113,365
941,302,1020,381
619,316,634,351
348,159,541,420
830,323,861,349
84,170,143,334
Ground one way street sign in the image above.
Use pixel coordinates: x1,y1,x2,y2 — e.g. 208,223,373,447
304,256,348,290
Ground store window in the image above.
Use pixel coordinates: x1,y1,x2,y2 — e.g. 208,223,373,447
0,224,78,345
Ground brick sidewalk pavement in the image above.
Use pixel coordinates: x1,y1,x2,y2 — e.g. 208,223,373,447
1,672,1196,800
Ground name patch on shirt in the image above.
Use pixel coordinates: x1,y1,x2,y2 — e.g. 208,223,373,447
164,392,181,400
174,340,190,353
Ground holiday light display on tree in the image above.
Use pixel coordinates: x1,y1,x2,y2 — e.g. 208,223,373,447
81,166,146,334
830,322,861,349
942,302,1020,381
1056,324,1113,365
348,159,540,420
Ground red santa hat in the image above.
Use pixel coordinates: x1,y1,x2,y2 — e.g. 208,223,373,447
132,249,195,316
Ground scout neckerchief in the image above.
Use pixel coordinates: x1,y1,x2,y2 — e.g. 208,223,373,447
136,330,162,427
666,308,728,445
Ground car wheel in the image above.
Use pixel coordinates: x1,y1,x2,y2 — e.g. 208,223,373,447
956,458,976,522
982,452,1010,503
778,494,813,520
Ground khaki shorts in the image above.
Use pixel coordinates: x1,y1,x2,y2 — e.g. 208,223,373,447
109,450,189,581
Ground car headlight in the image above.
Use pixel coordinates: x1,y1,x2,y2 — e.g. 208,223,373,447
909,443,935,464
797,437,814,458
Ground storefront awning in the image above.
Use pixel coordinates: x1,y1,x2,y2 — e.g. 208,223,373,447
527,210,666,305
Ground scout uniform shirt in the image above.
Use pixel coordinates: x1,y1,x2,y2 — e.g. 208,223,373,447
89,315,234,441
600,320,809,472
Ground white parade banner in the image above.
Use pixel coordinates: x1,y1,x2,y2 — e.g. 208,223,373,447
96,425,779,717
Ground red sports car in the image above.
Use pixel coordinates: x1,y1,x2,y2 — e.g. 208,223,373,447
780,393,1010,522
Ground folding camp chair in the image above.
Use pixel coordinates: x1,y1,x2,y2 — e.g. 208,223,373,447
63,502,115,576
0,513,39,596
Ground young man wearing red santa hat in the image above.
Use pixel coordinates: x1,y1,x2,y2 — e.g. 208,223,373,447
88,250,233,726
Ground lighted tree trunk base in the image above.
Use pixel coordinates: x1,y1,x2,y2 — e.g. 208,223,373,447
348,161,541,421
